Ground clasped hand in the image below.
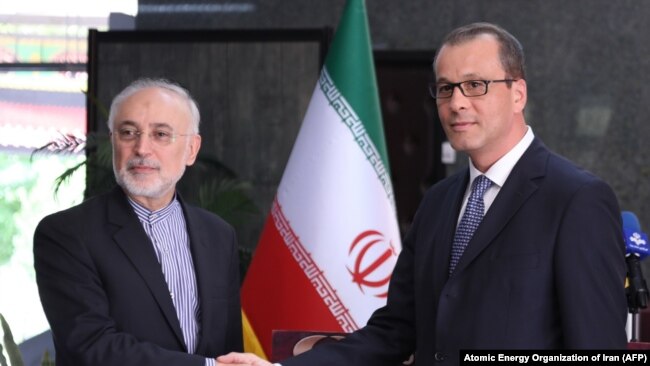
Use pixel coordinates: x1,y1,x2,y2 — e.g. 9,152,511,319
216,352,274,366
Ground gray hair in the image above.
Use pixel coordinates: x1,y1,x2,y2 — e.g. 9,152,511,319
107,78,200,133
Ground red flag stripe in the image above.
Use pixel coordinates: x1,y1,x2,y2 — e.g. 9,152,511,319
270,198,359,331
242,198,354,356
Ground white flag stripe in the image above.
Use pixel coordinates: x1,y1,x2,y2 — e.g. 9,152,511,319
319,70,395,205
278,70,401,326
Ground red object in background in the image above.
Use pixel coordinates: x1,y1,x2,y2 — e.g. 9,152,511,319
628,342,650,349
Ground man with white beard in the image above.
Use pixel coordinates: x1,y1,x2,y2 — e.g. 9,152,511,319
34,78,243,366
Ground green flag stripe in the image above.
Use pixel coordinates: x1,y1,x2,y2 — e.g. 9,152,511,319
324,0,390,173
319,68,395,206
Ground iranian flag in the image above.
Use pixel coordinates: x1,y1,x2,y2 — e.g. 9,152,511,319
241,0,401,358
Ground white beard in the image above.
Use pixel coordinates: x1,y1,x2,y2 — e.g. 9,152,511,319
114,157,186,199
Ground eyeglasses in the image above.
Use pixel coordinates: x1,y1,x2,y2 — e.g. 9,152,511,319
113,126,194,146
429,79,517,99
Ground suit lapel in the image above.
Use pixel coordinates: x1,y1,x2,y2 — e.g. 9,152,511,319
107,187,187,350
432,171,468,290
452,139,549,275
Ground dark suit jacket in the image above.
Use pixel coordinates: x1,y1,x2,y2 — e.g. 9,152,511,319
34,187,243,366
283,138,628,366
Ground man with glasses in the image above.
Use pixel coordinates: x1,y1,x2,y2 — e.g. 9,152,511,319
218,22,627,366
34,78,243,366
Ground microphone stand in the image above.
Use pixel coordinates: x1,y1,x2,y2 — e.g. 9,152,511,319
627,254,649,342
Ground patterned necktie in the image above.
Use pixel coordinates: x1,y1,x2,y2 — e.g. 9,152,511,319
449,175,493,275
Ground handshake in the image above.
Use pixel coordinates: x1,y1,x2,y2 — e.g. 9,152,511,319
215,330,346,365
216,353,274,366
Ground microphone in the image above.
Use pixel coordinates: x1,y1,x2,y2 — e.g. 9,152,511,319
622,211,649,312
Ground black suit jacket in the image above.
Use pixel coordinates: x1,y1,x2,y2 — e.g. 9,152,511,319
34,187,243,366
283,138,628,366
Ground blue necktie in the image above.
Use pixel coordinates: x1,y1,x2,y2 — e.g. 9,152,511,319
449,175,493,275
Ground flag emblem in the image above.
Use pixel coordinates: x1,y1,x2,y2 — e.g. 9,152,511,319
347,230,398,298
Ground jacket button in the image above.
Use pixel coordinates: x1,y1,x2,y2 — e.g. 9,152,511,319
434,352,446,362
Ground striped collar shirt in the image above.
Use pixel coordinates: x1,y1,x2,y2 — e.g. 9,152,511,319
128,196,202,356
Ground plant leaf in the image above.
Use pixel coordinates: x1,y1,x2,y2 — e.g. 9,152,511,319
0,339,8,366
30,133,85,162
0,314,24,366
52,160,88,198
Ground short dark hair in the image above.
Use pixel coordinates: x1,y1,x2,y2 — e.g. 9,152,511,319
434,22,526,80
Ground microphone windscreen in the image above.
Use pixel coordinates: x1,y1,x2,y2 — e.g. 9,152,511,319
622,211,641,231
622,211,649,259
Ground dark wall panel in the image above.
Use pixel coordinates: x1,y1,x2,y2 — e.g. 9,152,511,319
87,30,327,249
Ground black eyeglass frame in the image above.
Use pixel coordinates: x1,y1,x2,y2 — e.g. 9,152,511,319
428,79,518,99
